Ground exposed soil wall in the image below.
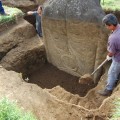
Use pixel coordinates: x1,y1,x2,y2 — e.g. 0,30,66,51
0,15,45,76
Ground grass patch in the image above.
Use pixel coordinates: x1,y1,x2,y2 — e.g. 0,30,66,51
0,97,38,120
110,98,120,120
101,0,120,10
0,6,24,25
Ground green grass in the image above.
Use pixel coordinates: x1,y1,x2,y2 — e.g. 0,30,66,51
0,97,38,120
0,6,24,25
110,98,120,120
101,0,120,10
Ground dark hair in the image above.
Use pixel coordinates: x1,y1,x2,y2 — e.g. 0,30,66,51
38,5,42,11
102,13,118,26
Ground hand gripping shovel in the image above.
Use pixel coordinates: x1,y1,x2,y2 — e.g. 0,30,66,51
79,59,108,84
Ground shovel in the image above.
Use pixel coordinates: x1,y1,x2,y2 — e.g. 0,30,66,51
79,58,108,84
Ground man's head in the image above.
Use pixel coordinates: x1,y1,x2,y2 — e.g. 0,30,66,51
102,13,118,26
37,5,42,14
102,13,118,31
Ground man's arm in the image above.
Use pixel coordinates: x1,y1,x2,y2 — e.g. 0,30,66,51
108,52,114,57
27,11,34,15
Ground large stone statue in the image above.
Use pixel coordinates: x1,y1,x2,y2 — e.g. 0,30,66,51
42,0,107,82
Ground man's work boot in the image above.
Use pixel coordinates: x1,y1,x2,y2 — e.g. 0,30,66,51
97,89,112,96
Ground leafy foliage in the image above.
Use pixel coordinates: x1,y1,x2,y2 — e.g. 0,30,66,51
101,0,120,10
0,98,37,120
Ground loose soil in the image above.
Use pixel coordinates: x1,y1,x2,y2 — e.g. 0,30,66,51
28,63,95,97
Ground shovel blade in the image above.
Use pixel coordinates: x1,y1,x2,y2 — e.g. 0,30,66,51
79,74,93,84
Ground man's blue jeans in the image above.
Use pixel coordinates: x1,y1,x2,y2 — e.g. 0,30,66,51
106,60,120,90
0,1,5,14
36,20,42,37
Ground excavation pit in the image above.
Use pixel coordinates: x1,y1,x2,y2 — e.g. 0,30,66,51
28,63,95,97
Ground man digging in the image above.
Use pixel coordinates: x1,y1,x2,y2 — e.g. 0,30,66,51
98,13,120,96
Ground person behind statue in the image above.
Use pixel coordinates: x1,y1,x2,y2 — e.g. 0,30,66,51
27,5,43,37
98,13,120,96
0,0,7,15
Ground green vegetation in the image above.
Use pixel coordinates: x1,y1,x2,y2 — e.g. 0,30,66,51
110,98,120,120
0,6,24,25
0,98,37,120
101,0,120,10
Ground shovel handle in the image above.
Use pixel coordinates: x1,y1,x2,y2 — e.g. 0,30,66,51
91,59,108,75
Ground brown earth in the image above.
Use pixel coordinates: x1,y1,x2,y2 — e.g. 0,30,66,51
28,62,120,119
0,64,119,120
29,63,95,97
28,62,111,111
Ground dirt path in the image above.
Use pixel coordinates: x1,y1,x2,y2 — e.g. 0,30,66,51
29,63,95,97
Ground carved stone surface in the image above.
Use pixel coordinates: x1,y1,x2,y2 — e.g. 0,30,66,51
42,0,108,81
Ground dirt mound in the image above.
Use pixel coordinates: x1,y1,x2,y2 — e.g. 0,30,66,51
47,86,102,109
